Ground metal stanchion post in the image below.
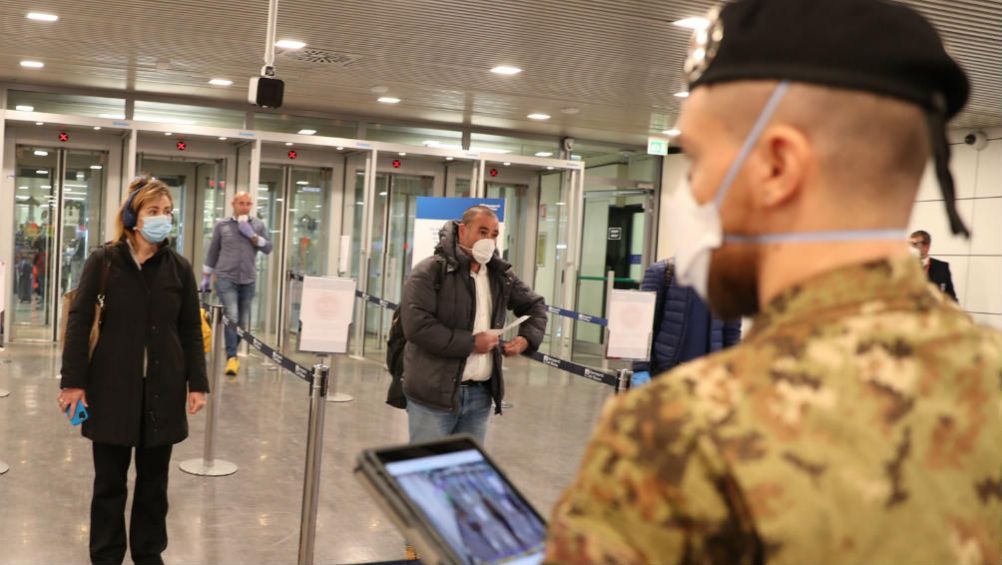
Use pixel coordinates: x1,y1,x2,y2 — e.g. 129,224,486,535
297,360,330,565
615,368,633,395
179,304,238,477
326,353,353,402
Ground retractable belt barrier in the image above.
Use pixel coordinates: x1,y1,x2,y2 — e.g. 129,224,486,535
194,300,330,565
221,314,315,383
285,272,629,393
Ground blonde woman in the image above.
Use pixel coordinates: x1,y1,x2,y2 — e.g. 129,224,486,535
59,176,208,565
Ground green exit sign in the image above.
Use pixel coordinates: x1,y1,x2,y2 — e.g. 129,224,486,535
647,137,669,156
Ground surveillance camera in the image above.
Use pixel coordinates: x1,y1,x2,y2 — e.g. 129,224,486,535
963,131,988,151
249,75,284,109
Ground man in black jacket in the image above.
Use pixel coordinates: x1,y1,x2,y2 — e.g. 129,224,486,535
910,230,958,301
400,205,546,445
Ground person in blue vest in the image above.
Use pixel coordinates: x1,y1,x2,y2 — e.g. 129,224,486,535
630,259,742,386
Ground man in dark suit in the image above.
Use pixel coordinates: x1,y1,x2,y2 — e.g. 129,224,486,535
910,230,958,301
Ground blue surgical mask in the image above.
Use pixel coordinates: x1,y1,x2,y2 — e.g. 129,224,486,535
667,81,905,302
138,215,172,243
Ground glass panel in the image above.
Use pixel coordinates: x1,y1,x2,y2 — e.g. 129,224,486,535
11,146,59,340
7,90,126,119
485,182,529,277
255,113,357,138
255,167,285,338
573,191,652,359
196,162,227,272
134,100,246,129
470,132,560,158
364,174,432,358
287,168,331,277
58,151,107,335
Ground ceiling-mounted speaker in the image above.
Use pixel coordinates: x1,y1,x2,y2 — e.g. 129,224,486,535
248,76,284,109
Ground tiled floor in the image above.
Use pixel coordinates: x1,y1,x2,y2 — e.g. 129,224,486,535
0,340,613,564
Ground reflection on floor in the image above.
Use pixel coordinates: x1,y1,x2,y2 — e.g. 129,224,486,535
0,340,612,564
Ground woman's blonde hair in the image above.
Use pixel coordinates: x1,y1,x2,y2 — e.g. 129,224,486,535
115,175,174,246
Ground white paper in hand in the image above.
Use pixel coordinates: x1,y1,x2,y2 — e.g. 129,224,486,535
487,315,531,337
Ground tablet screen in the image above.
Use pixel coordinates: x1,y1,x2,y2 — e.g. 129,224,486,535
385,448,546,565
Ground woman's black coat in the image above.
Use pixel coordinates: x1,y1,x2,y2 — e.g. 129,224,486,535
61,239,209,447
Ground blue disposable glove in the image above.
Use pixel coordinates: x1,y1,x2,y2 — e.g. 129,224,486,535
199,274,212,293
631,371,651,388
237,219,256,239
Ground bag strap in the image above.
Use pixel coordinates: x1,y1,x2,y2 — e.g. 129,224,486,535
664,257,675,288
96,245,112,308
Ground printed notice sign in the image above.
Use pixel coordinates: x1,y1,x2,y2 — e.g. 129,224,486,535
299,276,356,354
606,289,656,360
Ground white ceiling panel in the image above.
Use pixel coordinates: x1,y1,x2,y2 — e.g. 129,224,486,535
0,0,998,145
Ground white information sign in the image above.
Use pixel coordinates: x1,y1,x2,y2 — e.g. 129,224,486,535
606,289,657,360
299,276,356,354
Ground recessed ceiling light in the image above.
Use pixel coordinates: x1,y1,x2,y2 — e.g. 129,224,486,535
527,113,551,121
398,152,407,156
34,150,48,156
164,132,172,136
546,166,555,170
663,128,681,136
446,157,454,161
336,146,344,151
93,126,102,130
378,191,388,196
26,12,59,22
535,151,553,157
20,60,44,69
377,97,401,104
674,91,690,98
298,129,317,135
276,39,306,50
503,162,511,166
35,121,44,125
218,136,228,141
490,66,522,75
296,180,308,185
35,170,48,175
209,78,233,86
18,186,28,190
285,142,294,146
673,17,710,30
90,165,103,170
15,105,34,112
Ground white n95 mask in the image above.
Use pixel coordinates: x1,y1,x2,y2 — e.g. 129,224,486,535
471,239,496,265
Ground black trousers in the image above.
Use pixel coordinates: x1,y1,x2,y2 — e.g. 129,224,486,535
90,442,173,565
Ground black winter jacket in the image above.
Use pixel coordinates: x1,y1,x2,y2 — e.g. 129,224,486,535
400,221,546,414
61,240,209,447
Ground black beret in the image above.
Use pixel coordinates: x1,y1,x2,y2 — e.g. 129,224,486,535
687,0,970,119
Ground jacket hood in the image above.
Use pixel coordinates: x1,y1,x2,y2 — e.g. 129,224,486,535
435,220,510,272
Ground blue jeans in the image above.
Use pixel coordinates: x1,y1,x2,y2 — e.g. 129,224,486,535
215,278,255,358
407,383,492,445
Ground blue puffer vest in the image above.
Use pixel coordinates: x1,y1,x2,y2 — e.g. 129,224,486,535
631,260,742,375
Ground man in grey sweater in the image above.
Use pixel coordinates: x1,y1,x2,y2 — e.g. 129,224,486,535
201,192,273,376
400,205,547,445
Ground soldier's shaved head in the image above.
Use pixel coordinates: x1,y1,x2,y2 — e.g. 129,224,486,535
700,82,929,211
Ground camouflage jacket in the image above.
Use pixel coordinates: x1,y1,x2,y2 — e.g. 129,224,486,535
546,256,1002,565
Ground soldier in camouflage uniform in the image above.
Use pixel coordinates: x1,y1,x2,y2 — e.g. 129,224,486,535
545,1,1002,563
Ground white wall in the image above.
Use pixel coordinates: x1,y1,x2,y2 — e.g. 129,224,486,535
909,127,1002,331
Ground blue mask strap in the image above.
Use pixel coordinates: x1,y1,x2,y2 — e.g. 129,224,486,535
713,81,791,208
726,229,907,244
